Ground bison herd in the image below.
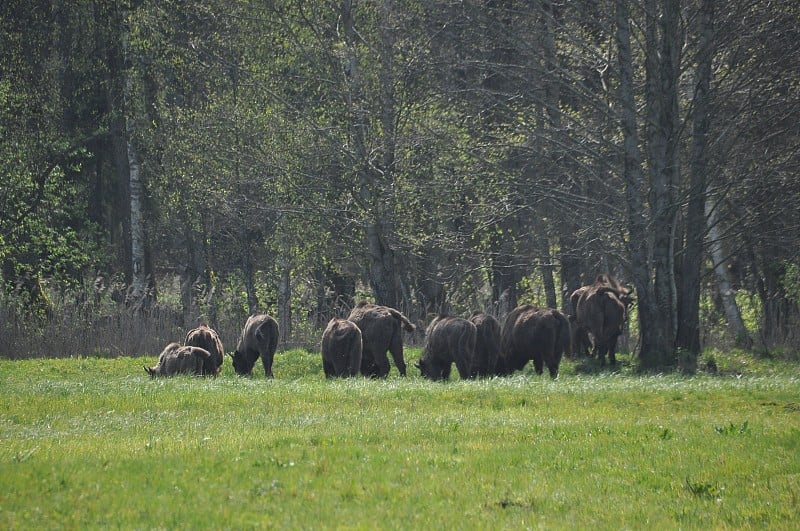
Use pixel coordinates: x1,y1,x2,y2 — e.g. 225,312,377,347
146,275,633,381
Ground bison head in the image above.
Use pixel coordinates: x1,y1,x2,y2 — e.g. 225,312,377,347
415,358,446,381
231,350,254,376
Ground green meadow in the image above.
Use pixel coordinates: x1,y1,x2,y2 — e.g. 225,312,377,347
1,350,799,529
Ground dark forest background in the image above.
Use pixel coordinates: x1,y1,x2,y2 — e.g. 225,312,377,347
1,1,798,367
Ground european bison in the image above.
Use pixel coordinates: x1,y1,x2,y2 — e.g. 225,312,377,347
416,315,477,381
571,274,633,365
145,342,216,377
184,324,224,375
468,311,501,377
347,302,415,377
497,305,572,379
569,285,593,357
321,318,363,378
231,314,279,377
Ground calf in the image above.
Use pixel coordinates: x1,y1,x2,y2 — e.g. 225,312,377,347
145,342,215,377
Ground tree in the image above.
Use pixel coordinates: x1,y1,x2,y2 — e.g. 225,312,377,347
675,0,715,357
0,1,108,312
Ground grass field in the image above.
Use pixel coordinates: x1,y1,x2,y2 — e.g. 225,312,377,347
1,349,799,529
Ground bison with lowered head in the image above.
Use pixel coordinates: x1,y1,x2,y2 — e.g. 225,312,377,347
145,342,216,377
497,305,572,379
571,274,632,365
416,315,477,381
347,302,415,378
468,311,501,377
231,314,279,377
321,318,363,378
184,324,224,375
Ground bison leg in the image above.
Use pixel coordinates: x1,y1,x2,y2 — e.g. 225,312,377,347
577,327,592,357
360,352,380,377
388,335,407,376
596,344,608,366
347,346,362,377
260,351,275,378
454,354,472,380
546,353,561,379
371,351,391,378
323,358,335,378
532,354,544,375
546,351,563,380
607,335,619,365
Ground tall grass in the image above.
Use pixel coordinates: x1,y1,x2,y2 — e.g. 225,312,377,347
0,274,403,360
1,353,799,529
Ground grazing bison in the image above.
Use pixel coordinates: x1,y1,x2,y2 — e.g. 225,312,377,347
231,314,279,377
184,324,224,375
468,311,501,377
571,274,633,365
347,302,415,377
321,318,363,378
416,315,477,381
497,305,572,379
145,342,215,377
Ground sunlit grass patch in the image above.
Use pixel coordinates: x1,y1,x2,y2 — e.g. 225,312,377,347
1,353,799,528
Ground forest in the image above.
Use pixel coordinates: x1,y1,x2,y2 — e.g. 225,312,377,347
1,0,798,368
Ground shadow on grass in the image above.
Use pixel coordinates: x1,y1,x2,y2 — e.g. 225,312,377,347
572,355,633,375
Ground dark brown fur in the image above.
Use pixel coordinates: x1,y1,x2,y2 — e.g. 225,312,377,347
571,275,632,365
568,314,593,358
468,312,501,377
232,314,279,377
145,342,215,377
184,325,224,375
497,305,572,379
569,285,592,357
416,315,477,381
321,318,363,378
347,302,415,377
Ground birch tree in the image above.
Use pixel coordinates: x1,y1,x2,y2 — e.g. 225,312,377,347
122,6,153,311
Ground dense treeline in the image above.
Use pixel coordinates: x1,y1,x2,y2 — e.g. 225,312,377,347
1,1,798,365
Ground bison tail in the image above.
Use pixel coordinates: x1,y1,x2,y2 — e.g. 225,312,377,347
390,308,416,332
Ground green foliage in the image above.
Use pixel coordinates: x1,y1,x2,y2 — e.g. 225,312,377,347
2,0,800,364
735,290,762,334
715,420,750,436
685,477,724,500
1,356,800,528
783,262,800,304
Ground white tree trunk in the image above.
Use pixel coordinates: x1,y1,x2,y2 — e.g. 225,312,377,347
706,199,752,347
126,134,146,305
278,261,292,346
122,13,148,310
